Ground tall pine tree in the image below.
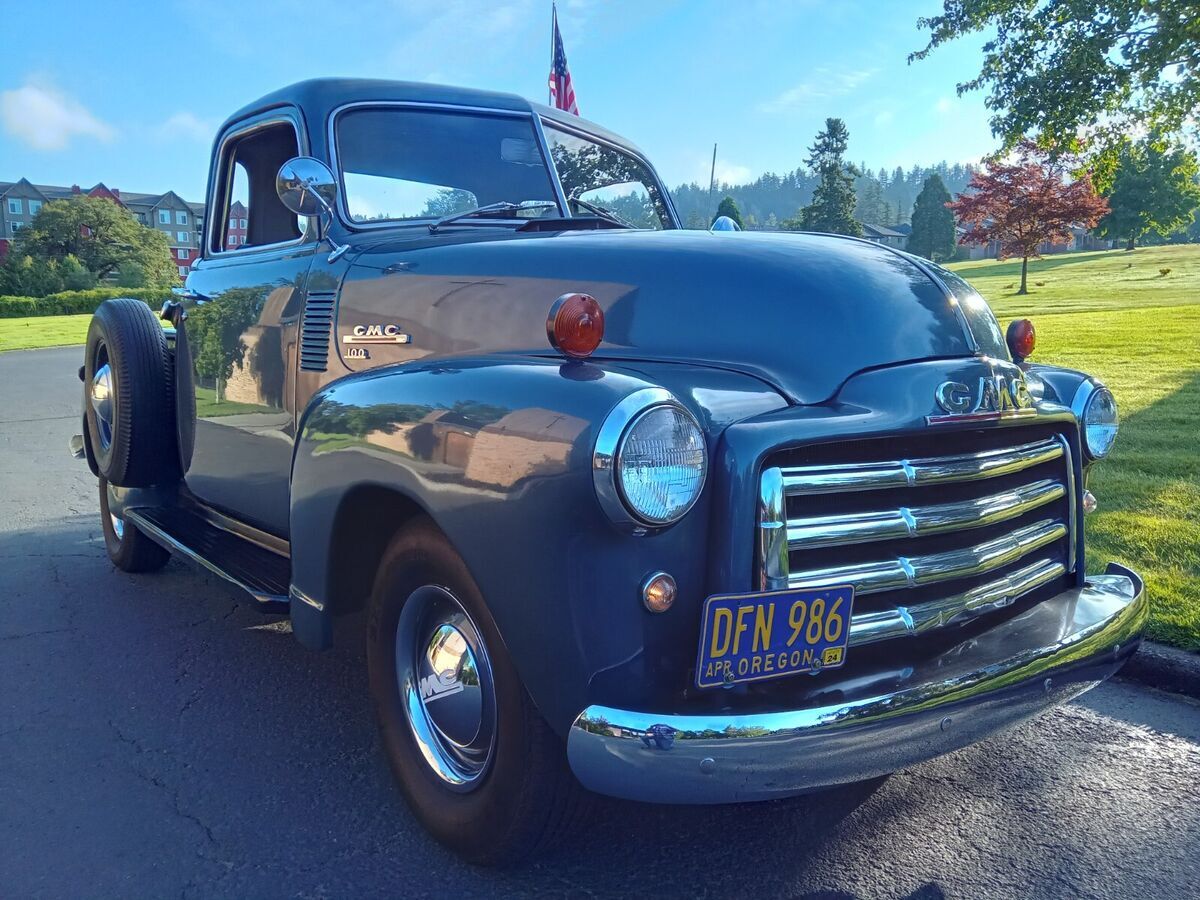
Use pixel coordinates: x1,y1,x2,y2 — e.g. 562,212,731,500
798,118,862,236
907,174,957,261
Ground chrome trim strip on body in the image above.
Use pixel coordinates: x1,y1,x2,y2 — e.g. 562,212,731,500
787,478,1065,550
787,518,1068,593
926,407,1038,426
847,557,1066,646
1056,434,1079,572
566,564,1145,804
780,437,1063,496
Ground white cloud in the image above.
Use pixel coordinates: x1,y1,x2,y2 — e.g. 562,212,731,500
712,160,753,186
873,109,895,128
155,111,215,143
0,80,115,150
934,96,957,115
687,154,753,187
758,68,877,114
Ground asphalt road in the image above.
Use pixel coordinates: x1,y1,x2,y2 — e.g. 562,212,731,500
3,345,1199,899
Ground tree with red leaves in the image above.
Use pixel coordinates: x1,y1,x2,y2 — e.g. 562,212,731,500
950,143,1109,295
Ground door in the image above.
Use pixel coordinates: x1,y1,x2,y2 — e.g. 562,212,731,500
178,113,317,537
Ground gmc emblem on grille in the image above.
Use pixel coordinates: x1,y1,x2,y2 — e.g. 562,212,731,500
928,373,1036,425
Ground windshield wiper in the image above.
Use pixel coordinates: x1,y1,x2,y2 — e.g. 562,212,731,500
570,197,635,228
429,201,557,233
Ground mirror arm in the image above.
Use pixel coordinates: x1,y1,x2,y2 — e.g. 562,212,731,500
305,189,350,263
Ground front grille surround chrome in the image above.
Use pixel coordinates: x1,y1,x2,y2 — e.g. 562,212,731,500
758,431,1077,642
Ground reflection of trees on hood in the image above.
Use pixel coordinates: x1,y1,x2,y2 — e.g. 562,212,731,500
306,400,510,439
188,285,268,399
306,401,431,437
550,143,667,228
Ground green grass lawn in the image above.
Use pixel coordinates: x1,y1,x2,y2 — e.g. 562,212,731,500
949,244,1200,650
0,314,94,351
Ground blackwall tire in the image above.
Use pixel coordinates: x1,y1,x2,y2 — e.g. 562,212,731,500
99,477,170,573
367,519,583,865
83,299,178,487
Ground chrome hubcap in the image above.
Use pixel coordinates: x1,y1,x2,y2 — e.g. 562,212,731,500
395,585,496,790
90,351,114,452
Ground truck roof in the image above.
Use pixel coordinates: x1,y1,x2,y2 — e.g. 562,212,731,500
219,77,644,159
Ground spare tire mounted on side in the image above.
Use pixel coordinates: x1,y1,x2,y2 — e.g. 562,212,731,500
83,298,178,488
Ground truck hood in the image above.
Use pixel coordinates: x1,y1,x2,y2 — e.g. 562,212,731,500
338,229,984,404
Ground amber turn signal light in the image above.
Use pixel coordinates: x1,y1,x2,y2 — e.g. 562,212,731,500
547,293,604,358
1006,318,1036,363
642,572,677,614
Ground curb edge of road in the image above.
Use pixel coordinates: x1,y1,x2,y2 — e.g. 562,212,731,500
1116,641,1200,701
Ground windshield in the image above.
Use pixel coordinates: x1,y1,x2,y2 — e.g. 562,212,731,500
335,107,562,223
542,124,672,230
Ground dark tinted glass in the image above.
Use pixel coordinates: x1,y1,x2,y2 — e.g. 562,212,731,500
543,125,671,229
336,108,560,222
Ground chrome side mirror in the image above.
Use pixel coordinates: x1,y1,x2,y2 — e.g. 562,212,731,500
276,157,350,261
276,157,338,218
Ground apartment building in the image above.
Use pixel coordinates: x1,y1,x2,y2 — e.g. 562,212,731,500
0,178,206,278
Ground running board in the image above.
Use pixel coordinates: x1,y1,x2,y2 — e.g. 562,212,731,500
125,505,290,612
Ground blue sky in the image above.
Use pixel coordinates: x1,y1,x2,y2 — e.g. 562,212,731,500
0,0,996,202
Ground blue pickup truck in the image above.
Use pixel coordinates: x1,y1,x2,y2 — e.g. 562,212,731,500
74,78,1142,864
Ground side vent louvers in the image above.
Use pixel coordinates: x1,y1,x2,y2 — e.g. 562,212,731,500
299,292,337,372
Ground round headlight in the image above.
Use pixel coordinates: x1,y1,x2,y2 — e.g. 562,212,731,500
1082,385,1119,459
617,405,707,525
594,389,708,530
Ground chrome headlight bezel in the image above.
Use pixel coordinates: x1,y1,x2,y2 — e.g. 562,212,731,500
593,388,708,531
1072,379,1119,460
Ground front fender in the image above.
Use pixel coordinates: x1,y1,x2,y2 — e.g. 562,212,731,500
288,356,782,734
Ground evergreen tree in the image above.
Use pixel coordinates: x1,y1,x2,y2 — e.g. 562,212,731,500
712,196,744,228
798,118,862,236
854,176,888,225
907,175,957,261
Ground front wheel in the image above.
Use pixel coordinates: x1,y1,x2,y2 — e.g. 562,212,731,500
99,478,170,573
367,520,582,865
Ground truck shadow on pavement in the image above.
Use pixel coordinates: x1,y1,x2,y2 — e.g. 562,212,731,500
0,513,954,897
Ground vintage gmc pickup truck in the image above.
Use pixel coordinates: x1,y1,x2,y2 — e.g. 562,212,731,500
74,79,1143,864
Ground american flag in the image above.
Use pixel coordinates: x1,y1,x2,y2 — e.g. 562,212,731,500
548,4,579,115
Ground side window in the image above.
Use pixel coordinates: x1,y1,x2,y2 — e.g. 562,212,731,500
214,120,304,252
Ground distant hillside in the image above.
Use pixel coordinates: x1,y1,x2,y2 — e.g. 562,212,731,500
668,161,977,229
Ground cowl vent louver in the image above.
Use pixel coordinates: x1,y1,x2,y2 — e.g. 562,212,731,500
300,292,337,371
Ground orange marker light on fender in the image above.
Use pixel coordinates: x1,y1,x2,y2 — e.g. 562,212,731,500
547,293,604,359
1006,318,1036,363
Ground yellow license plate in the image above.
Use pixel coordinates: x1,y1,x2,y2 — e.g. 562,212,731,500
695,585,854,688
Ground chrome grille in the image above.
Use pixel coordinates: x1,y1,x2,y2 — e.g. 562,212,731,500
758,430,1077,647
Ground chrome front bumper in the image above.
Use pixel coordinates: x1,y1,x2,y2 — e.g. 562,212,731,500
567,563,1146,804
